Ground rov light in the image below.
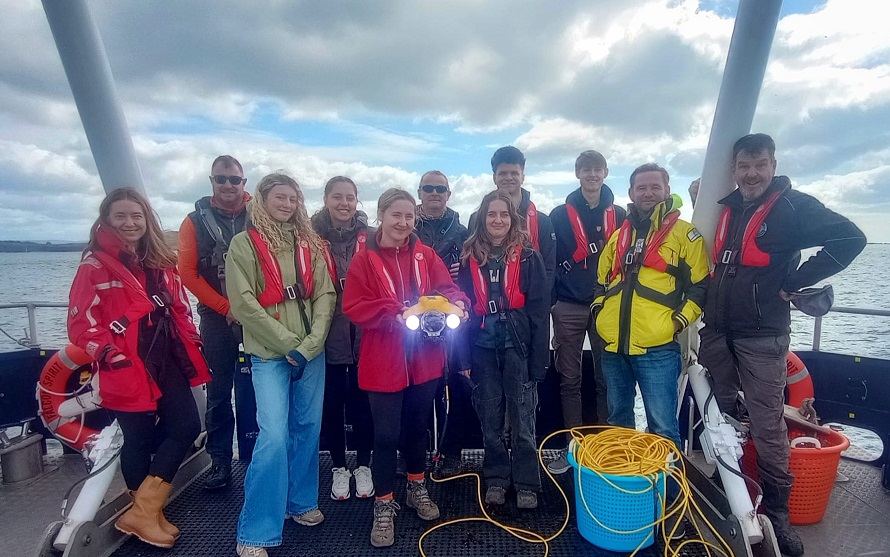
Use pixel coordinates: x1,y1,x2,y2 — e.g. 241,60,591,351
405,314,420,331
445,313,461,330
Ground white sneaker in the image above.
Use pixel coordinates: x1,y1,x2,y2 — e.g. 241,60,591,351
236,544,268,557
331,467,352,500
353,466,375,498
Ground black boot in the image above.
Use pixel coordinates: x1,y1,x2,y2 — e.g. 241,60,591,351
760,478,804,557
203,460,231,491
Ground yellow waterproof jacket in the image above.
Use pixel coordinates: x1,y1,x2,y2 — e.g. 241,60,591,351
594,196,709,355
225,224,336,361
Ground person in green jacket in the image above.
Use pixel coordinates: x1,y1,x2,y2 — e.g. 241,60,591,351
225,173,336,557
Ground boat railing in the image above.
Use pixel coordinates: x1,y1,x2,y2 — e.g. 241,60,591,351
0,301,68,349
801,306,890,352
1,301,889,352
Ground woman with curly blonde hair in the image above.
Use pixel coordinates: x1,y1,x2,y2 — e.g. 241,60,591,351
225,173,336,557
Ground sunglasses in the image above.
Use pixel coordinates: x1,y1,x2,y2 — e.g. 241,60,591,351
420,185,449,194
211,175,245,186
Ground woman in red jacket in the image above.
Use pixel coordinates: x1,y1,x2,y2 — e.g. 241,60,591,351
342,188,469,548
67,188,210,549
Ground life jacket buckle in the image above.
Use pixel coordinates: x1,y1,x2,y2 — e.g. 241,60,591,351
487,300,499,314
721,249,735,265
285,285,298,300
624,251,635,266
339,278,346,291
151,294,165,308
560,260,572,272
110,320,127,335
588,242,598,254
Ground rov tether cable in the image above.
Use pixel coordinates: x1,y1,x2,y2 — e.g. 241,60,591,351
422,426,735,557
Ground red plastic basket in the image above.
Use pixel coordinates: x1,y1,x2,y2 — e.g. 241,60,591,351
741,423,849,525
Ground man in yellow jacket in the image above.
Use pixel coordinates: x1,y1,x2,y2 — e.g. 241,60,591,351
594,163,709,450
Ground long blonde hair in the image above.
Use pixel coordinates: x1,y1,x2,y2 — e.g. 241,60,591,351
461,190,529,264
86,187,177,269
248,173,324,254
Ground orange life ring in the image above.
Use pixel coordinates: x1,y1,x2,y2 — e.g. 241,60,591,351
37,344,101,451
786,350,815,407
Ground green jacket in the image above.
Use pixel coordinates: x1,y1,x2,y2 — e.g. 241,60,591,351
225,224,336,361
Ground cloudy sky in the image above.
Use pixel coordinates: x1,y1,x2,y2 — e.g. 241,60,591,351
2,0,888,243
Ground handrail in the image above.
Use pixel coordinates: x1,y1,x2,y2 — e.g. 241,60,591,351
0,301,888,351
0,302,68,348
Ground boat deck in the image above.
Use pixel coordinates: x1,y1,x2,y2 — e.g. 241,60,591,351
5,448,889,557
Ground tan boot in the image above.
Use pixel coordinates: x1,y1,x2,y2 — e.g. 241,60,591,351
129,489,180,540
115,476,176,548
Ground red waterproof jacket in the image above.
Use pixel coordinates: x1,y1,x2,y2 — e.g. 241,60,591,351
342,232,469,393
68,226,211,412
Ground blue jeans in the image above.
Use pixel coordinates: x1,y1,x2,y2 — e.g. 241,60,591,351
236,354,325,548
601,349,682,450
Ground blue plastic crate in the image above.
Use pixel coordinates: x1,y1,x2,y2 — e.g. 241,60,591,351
567,449,667,551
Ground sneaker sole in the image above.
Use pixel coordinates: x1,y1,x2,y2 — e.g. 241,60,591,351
356,489,376,498
202,480,230,491
331,491,351,501
293,519,324,526
547,465,571,475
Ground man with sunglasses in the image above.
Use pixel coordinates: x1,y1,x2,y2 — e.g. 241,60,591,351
414,170,473,478
178,155,259,491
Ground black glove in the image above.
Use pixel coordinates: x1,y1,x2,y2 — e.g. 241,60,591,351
287,350,308,382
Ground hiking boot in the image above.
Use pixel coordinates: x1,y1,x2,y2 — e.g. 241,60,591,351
236,544,268,557
406,479,440,521
354,466,375,498
546,450,571,475
437,453,462,477
371,499,400,548
485,486,507,506
517,490,538,509
291,508,325,526
331,467,352,500
761,477,804,557
203,461,231,491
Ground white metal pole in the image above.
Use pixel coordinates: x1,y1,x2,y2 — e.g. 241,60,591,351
41,0,145,196
692,0,783,250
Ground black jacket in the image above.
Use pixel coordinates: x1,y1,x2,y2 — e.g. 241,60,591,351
311,210,371,365
469,189,556,291
186,196,247,316
415,207,468,268
704,176,866,337
550,186,626,305
456,247,549,381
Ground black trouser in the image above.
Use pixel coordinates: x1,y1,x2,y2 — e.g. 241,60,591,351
436,371,476,457
367,379,438,497
472,345,541,492
113,361,202,489
321,363,373,468
200,310,258,463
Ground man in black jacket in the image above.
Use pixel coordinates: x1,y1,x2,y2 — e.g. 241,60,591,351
415,170,472,477
700,133,867,557
546,150,626,475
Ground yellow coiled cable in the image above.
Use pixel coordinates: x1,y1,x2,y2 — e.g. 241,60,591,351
420,425,736,557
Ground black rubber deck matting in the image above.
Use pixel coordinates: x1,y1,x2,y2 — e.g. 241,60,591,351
111,451,716,557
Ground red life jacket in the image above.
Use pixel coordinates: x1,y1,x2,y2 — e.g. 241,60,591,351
712,190,783,268
565,203,617,269
322,231,367,290
525,202,540,250
365,240,430,304
610,211,680,282
247,228,315,306
468,247,526,316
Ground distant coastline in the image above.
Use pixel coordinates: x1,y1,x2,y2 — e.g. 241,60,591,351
0,240,86,253
1,231,179,252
